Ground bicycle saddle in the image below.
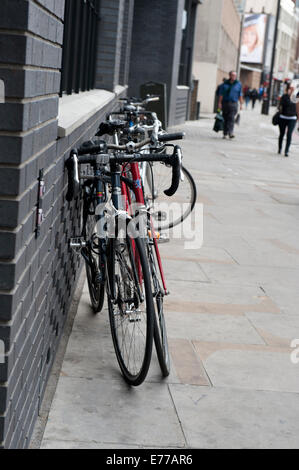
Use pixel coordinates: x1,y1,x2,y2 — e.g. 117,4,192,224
96,120,127,136
123,104,137,112
122,126,146,136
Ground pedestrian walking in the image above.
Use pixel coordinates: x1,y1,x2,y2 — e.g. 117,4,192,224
218,71,243,139
258,85,263,102
216,78,226,98
277,83,299,157
250,88,258,109
243,86,251,109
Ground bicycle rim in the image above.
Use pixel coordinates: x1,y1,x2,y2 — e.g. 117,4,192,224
108,235,154,386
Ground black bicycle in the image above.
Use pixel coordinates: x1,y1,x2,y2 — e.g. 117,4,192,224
65,134,182,385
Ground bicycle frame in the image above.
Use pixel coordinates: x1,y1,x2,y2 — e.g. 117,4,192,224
121,161,168,294
109,117,168,295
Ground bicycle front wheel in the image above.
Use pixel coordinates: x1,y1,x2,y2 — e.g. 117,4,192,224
147,238,170,377
144,164,197,231
107,234,154,386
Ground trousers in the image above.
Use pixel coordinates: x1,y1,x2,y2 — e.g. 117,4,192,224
278,117,296,154
222,101,238,136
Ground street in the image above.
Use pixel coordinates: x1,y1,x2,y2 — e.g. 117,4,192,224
39,105,299,449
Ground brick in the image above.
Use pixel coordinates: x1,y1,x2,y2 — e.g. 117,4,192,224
0,194,29,229
54,0,65,20
21,211,36,246
0,167,26,197
0,68,60,100
0,69,26,100
56,21,64,45
0,133,33,165
0,34,27,65
36,0,55,14
0,229,22,260
32,120,58,155
0,102,25,132
0,0,29,30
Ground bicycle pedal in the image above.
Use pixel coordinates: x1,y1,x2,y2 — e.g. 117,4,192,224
69,237,87,251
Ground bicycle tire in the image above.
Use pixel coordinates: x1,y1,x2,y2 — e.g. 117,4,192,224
147,240,170,377
145,164,197,231
107,234,154,386
84,248,105,313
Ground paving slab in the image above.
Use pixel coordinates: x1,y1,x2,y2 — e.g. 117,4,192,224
41,440,140,449
42,377,186,448
38,106,299,449
196,347,299,392
245,312,299,347
169,385,299,449
62,293,180,384
166,311,265,344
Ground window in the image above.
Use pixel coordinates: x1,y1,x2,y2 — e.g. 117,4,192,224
60,0,100,96
178,0,197,86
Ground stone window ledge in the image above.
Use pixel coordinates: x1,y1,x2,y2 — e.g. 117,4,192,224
58,86,127,138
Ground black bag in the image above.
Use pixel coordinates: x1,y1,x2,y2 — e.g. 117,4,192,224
213,113,224,132
235,112,240,125
272,111,280,126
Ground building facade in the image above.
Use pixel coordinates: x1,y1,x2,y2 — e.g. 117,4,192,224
0,0,197,449
241,0,299,96
192,0,242,113
128,0,199,125
274,0,296,81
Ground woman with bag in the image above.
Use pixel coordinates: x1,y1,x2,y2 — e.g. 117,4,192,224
277,83,298,157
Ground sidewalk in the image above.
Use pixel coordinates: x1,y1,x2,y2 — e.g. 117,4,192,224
38,105,299,449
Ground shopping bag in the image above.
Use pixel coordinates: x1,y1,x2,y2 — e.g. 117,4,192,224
272,111,280,126
213,112,224,132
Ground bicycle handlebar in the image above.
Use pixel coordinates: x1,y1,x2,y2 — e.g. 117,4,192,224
76,132,185,156
157,132,185,142
65,144,182,200
65,149,80,201
118,95,160,107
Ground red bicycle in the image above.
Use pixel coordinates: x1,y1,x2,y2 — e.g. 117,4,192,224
66,132,183,385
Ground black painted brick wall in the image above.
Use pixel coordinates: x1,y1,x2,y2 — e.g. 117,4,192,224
0,0,126,449
128,0,186,126
119,0,135,86
95,0,125,91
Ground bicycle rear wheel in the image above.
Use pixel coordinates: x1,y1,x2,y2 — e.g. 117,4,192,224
107,234,154,386
144,164,197,231
81,193,105,314
83,246,105,313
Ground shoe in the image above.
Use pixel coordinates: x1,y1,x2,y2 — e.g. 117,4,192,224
223,135,228,139
278,149,281,154
229,134,235,139
285,153,289,157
